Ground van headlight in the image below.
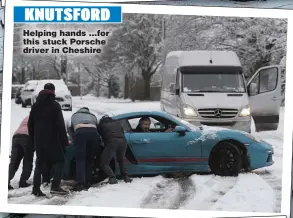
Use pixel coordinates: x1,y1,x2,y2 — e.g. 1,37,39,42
65,95,71,99
239,105,251,117
183,104,197,117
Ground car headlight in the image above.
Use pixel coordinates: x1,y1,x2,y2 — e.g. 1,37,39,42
239,105,251,117
65,95,71,99
183,104,197,117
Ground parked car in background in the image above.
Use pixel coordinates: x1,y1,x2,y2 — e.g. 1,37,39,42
20,80,39,108
31,79,72,111
14,87,23,104
11,84,24,99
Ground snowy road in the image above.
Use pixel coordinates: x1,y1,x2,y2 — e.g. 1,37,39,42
130,0,293,8
7,96,284,212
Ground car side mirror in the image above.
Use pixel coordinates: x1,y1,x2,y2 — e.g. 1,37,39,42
175,125,186,136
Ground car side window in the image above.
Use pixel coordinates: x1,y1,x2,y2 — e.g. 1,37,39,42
119,119,132,132
128,118,141,130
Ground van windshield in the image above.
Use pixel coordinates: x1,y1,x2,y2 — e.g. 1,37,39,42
181,67,246,93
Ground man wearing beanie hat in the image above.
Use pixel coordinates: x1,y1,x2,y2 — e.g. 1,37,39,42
28,83,69,196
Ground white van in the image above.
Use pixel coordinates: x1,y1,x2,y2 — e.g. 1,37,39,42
160,50,282,133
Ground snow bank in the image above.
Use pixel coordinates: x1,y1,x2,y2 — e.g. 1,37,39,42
182,173,275,212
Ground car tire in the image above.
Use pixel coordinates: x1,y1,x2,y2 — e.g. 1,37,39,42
21,102,27,108
209,142,242,177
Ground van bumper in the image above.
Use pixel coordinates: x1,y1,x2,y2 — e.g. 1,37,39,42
184,118,251,132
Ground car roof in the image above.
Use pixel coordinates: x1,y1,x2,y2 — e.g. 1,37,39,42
112,111,172,120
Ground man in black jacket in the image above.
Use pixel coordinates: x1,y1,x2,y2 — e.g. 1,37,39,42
28,83,69,196
98,115,133,184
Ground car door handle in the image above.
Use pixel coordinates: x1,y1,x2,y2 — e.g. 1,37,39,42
271,97,282,100
133,139,151,144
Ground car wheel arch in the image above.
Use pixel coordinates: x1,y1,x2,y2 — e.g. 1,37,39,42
209,139,250,171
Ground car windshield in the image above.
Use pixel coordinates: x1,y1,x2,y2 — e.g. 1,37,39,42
181,67,246,93
170,114,199,131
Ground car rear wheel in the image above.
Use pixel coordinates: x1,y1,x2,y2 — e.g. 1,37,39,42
209,142,242,177
21,102,27,108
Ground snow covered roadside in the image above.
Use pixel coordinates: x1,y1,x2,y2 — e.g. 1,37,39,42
7,98,284,212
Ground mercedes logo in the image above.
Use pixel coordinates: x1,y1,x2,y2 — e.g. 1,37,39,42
214,109,222,117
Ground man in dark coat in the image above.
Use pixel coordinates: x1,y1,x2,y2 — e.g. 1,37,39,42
98,115,133,184
28,83,69,196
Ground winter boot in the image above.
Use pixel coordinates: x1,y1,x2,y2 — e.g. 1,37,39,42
122,175,133,183
50,187,69,196
108,177,118,184
72,183,88,192
42,182,50,188
32,189,46,197
8,183,13,190
19,181,31,188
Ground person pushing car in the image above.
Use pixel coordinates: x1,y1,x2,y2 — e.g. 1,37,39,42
8,116,34,190
98,115,132,184
68,107,101,191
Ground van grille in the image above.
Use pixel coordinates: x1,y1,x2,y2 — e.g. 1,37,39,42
197,108,238,118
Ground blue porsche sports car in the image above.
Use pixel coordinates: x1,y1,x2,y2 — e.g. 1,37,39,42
111,111,274,177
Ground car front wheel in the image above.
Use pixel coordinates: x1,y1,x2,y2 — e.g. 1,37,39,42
209,142,242,177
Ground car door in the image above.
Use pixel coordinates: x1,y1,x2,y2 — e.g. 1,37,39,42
247,65,282,132
128,129,203,174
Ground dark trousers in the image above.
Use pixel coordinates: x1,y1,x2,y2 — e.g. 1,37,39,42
100,138,127,178
9,134,34,185
73,127,100,186
33,155,64,191
42,160,53,184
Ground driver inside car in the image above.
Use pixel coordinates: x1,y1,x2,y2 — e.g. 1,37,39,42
134,116,173,132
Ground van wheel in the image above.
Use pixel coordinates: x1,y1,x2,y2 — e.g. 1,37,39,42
22,102,27,108
209,142,242,177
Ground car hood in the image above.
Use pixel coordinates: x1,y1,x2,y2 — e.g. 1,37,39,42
34,90,70,97
199,125,272,150
55,90,70,97
181,93,248,109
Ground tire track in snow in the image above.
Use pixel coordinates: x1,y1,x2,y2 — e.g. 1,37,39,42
140,177,196,209
254,170,282,212
193,176,239,210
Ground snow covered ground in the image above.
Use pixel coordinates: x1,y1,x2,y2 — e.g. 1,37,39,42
7,96,284,213
131,0,293,8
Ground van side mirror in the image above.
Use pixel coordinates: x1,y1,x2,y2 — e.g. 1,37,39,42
247,86,251,96
175,88,179,95
247,83,258,96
